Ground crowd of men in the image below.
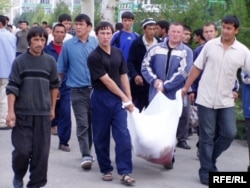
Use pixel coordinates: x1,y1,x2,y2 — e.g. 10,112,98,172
1,11,250,188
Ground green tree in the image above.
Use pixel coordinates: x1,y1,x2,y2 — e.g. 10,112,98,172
49,1,71,24
31,5,47,25
0,0,11,15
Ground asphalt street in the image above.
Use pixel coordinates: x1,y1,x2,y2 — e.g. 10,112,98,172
0,119,249,188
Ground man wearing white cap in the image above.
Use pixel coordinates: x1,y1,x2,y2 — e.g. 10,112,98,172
127,18,161,112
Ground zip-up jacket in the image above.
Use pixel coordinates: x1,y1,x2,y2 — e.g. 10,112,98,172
141,39,193,101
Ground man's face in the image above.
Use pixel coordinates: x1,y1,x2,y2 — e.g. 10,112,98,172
45,27,52,34
22,23,28,30
74,21,89,37
221,23,238,42
97,27,113,47
155,25,163,38
29,35,46,56
168,25,184,44
52,26,66,44
61,20,72,32
122,18,134,31
203,25,218,41
193,34,200,44
144,25,156,40
182,29,192,44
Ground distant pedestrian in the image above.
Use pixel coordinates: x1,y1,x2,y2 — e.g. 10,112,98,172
16,21,29,56
111,11,139,62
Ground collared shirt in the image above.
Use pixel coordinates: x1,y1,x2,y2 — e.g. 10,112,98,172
0,28,16,78
57,35,98,88
142,35,158,50
195,37,250,109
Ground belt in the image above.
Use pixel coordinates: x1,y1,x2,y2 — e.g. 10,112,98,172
71,86,92,90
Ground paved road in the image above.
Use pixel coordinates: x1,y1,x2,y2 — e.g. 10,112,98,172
0,122,248,188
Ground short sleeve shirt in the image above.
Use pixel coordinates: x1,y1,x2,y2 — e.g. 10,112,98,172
87,46,128,90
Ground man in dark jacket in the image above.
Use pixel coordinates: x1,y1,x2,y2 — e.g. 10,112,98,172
127,18,161,112
44,23,72,152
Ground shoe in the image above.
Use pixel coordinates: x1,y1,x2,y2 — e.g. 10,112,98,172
58,144,70,152
51,126,58,135
163,157,175,169
13,178,23,188
120,174,136,185
81,156,93,170
200,178,209,185
177,141,191,150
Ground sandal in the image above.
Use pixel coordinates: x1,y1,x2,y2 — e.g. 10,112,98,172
102,172,113,181
120,174,136,186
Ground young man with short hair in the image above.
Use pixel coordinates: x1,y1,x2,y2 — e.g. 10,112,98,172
155,20,169,41
6,26,60,188
57,14,98,170
111,11,139,62
182,15,250,185
88,21,135,186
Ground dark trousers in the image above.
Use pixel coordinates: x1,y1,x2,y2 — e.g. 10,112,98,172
132,95,149,112
52,84,71,146
90,89,133,175
176,101,190,142
70,87,92,157
12,115,51,188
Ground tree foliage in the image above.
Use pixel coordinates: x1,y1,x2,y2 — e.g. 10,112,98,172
49,1,71,25
133,0,250,47
0,0,11,15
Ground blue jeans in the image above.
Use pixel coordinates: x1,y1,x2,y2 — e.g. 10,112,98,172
197,105,237,183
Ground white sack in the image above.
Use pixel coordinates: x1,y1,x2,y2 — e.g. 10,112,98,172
127,90,183,164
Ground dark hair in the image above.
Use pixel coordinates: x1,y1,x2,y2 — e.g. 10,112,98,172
183,24,192,32
222,15,240,29
42,21,47,25
45,25,52,30
74,14,91,26
115,22,123,31
203,22,217,31
95,21,114,35
52,23,66,33
23,21,29,25
5,16,9,22
58,14,72,23
193,28,205,41
0,15,6,26
18,20,22,24
27,26,48,46
156,20,169,31
121,11,134,20
7,24,13,29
